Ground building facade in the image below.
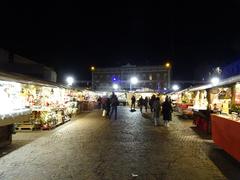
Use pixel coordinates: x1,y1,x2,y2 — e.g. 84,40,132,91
0,48,57,82
92,64,171,91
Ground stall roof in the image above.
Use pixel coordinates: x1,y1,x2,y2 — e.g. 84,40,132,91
189,74,240,92
0,71,69,89
168,87,192,95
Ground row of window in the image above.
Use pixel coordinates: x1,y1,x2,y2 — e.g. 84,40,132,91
93,73,168,81
94,82,168,88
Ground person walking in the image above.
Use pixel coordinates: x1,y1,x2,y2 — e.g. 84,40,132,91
149,95,156,112
109,92,119,120
105,97,111,118
131,95,136,111
153,97,161,126
162,96,173,127
144,97,148,112
138,96,144,113
101,96,107,117
97,96,102,109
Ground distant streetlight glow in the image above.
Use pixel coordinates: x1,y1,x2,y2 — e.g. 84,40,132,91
165,62,171,68
112,84,119,90
172,84,179,91
130,77,138,84
164,88,167,91
91,66,95,71
66,76,74,86
211,77,220,85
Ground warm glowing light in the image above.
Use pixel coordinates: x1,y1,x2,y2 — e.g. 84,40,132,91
165,62,171,68
91,66,95,71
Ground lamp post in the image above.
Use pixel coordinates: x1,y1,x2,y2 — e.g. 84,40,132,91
130,77,138,91
165,62,171,89
90,66,95,90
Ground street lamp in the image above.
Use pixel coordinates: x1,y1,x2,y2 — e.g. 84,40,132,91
165,62,171,68
90,66,95,90
66,76,74,86
130,77,138,91
165,62,171,89
172,84,179,91
130,77,138,84
211,77,220,85
112,83,119,90
91,66,95,71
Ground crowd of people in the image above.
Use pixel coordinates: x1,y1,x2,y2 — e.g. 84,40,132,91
131,94,173,127
99,92,119,120
98,93,173,127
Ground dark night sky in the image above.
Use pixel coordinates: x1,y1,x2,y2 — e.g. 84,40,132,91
1,1,240,82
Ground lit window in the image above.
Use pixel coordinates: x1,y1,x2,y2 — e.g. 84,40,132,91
149,74,152,80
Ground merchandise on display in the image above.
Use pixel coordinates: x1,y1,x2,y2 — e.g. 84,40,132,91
0,75,98,129
0,81,31,121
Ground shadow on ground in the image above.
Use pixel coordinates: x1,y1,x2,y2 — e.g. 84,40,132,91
207,145,240,180
190,126,212,140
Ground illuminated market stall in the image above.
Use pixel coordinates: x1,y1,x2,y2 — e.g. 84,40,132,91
209,79,240,161
169,88,194,118
0,71,97,147
181,75,240,160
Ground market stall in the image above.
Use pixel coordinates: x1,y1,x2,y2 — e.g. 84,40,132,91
0,80,32,147
209,81,240,160
169,89,194,118
191,89,210,133
0,81,32,126
15,85,77,130
211,114,240,161
190,76,236,134
78,90,97,112
0,71,99,147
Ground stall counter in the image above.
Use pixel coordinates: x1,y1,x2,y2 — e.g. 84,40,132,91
211,114,240,161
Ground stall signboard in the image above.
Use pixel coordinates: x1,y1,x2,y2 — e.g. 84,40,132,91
222,100,230,114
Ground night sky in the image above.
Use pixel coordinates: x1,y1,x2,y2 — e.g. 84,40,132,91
1,1,240,82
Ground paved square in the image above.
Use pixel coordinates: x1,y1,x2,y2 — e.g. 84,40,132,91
0,107,239,179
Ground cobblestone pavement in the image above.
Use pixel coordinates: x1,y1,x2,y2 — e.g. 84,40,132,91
0,107,240,180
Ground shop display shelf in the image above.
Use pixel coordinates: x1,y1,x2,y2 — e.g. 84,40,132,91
16,124,34,131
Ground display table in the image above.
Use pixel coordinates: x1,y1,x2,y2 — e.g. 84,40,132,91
176,103,194,119
0,108,31,126
211,114,240,161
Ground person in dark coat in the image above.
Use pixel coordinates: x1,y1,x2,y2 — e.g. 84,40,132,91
149,95,156,112
97,96,102,109
105,98,111,117
144,97,149,112
131,95,136,110
109,92,119,120
153,97,161,126
162,96,173,127
138,96,144,113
